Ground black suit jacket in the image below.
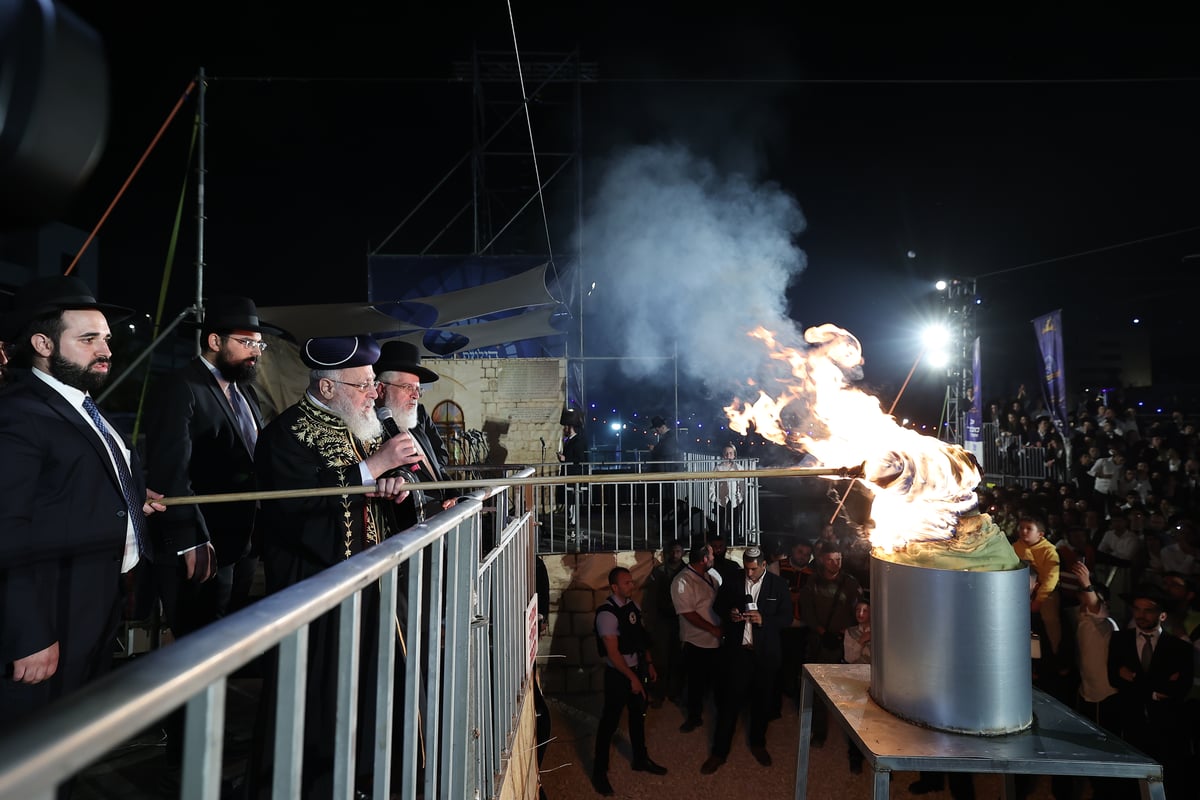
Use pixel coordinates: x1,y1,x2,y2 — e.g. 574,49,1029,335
561,431,588,475
398,421,460,527
0,371,144,718
145,358,262,565
715,568,793,667
1107,627,1194,709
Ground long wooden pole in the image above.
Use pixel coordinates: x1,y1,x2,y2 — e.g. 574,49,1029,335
158,464,863,508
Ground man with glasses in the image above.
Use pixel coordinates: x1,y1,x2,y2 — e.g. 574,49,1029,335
374,340,460,527
145,295,273,774
252,334,421,797
146,297,270,633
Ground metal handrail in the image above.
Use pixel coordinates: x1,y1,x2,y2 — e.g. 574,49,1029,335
0,496,493,800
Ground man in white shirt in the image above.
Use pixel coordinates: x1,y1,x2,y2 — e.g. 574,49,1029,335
671,542,722,732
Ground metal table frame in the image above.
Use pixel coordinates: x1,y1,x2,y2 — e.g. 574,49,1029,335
794,664,1165,800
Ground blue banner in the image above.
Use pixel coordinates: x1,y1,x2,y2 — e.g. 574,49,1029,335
1032,310,1068,427
964,337,984,462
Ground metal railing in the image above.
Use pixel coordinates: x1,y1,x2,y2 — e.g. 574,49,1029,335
531,456,761,553
981,422,1058,487
0,472,537,800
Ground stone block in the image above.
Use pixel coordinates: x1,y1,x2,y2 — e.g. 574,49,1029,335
579,640,601,667
571,612,595,637
550,636,579,664
560,588,594,614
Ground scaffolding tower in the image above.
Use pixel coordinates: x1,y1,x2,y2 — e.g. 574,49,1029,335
938,277,978,444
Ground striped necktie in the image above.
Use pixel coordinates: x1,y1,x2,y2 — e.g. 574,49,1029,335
229,384,258,452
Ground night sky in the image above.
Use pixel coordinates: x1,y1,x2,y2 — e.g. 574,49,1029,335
36,4,1200,428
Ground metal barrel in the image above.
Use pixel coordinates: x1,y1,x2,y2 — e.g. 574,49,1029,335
869,554,1032,735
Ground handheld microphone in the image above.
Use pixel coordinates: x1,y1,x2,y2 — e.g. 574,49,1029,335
376,407,420,475
376,406,402,439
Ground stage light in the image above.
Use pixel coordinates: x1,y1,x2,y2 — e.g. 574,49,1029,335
926,350,950,369
610,422,621,431
921,324,951,349
934,279,948,291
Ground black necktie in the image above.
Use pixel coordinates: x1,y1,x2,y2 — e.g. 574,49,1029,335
83,396,148,560
1140,633,1154,672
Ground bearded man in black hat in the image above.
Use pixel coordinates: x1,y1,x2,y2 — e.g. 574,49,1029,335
253,334,421,797
0,276,164,723
146,296,269,631
374,339,460,526
143,295,271,772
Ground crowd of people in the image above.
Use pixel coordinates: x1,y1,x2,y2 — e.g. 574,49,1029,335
974,395,1200,800
609,394,1200,799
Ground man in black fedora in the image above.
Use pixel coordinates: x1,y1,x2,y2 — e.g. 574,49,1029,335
145,295,269,631
143,295,272,772
556,407,589,529
0,276,164,723
374,339,460,527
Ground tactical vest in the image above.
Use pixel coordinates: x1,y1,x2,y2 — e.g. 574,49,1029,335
594,597,647,658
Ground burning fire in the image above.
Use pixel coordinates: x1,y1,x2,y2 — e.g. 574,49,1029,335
725,324,980,552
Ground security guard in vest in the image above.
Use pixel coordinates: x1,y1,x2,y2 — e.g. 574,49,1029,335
591,566,668,796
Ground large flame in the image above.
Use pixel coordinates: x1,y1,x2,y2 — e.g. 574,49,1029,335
725,324,980,552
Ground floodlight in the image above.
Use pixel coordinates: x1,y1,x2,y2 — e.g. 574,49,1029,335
926,350,950,369
934,279,948,291
921,324,951,348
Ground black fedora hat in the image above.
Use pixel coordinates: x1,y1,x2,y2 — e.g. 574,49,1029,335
374,340,439,384
196,295,264,333
0,276,133,340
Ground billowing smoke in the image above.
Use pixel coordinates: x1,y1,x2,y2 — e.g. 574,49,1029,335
580,143,807,398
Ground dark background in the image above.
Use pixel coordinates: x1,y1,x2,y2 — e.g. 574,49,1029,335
39,3,1200,432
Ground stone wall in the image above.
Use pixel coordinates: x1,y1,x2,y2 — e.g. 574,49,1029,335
425,357,567,466
537,551,658,696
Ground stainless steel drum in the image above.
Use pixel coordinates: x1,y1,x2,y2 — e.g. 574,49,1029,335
869,554,1032,735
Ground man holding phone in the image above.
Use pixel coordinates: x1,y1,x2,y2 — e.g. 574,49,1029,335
701,546,793,774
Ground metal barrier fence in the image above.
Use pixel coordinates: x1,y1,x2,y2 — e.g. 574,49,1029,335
531,456,761,554
980,422,1056,487
0,473,537,800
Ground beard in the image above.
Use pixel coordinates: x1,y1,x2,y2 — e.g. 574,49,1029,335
329,390,383,442
49,351,110,395
389,404,418,431
216,350,258,383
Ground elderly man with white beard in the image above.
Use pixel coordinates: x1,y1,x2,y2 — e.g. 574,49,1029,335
253,334,422,797
374,340,460,527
